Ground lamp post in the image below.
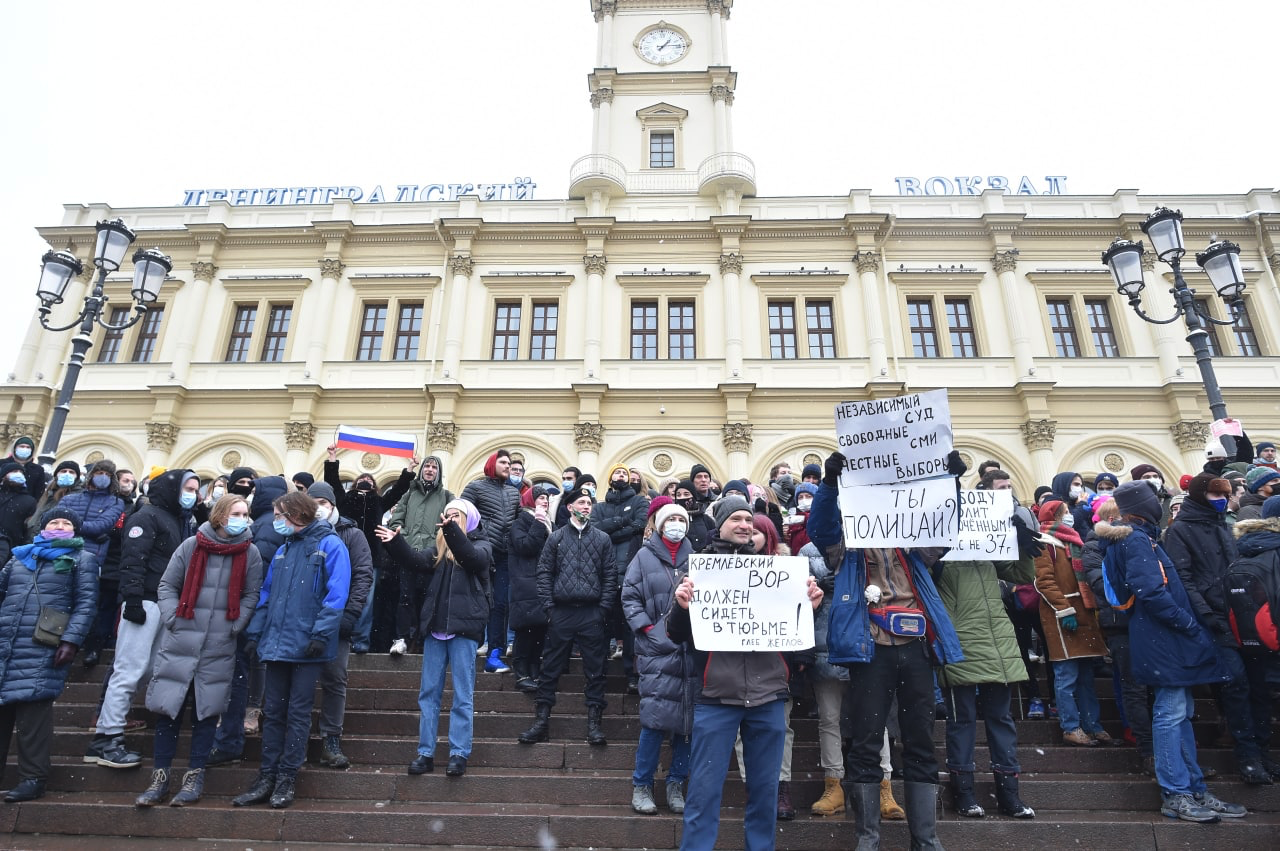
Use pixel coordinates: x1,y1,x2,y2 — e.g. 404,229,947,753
34,218,171,467
1102,207,1248,455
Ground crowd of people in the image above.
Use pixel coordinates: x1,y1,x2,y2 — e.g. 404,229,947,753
0,429,1277,849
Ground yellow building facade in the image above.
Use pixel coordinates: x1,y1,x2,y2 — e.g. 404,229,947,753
5,0,1280,496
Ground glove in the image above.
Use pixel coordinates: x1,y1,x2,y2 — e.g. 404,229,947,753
122,599,147,624
339,611,358,639
1010,515,1044,558
52,641,78,668
945,450,967,478
243,640,259,661
304,639,326,658
823,451,846,487
1061,614,1078,631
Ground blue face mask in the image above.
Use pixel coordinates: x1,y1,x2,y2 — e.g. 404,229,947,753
6,473,25,487
509,475,523,486
224,516,250,536
1208,497,1229,513
273,518,294,536
56,473,76,488
92,473,111,490
179,491,198,510
14,447,32,460
562,480,573,492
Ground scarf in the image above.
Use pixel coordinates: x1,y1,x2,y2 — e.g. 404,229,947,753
11,535,83,573
177,531,251,621
1039,519,1095,609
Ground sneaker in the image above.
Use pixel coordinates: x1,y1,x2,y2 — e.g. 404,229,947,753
1027,698,1046,720
1090,730,1115,746
1194,791,1246,818
1027,650,1041,663
485,649,511,673
84,734,142,768
1048,704,1059,720
205,747,244,767
389,638,408,656
610,642,623,660
476,643,488,657
1161,792,1219,823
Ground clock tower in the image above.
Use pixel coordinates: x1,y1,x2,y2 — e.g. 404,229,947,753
569,0,755,214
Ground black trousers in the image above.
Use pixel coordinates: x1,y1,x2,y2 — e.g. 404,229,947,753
536,604,608,710
0,699,54,784
844,640,940,785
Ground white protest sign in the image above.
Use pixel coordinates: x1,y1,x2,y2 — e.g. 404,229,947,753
833,390,954,487
687,554,815,653
941,489,1015,561
838,477,960,548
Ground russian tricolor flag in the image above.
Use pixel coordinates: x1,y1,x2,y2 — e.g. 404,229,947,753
334,424,416,459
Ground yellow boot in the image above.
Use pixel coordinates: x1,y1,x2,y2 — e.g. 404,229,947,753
880,778,905,820
810,776,845,816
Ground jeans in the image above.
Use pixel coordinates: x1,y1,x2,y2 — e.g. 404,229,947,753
681,699,786,851
351,567,376,648
153,687,219,771
417,634,478,759
633,726,691,787
1052,658,1102,734
486,550,510,650
944,683,1020,774
845,640,940,785
318,640,352,737
97,600,161,736
1215,644,1267,763
1152,686,1205,797
260,661,324,778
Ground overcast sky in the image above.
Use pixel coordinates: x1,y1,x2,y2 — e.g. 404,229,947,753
2,0,1275,377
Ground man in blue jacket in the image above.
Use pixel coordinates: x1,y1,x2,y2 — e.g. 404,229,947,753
808,450,966,851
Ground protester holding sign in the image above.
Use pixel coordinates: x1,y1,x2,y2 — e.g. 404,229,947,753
666,495,823,851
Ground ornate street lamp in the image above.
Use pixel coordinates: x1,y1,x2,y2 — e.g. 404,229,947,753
1102,207,1247,454
34,218,172,466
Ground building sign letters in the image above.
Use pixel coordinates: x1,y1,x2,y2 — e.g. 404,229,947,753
180,178,537,206
893,175,1068,196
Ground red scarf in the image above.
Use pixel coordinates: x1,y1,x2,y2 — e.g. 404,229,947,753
177,531,251,621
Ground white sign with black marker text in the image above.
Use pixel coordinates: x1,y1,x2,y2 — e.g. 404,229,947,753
686,554,815,653
833,389,954,487
940,489,1015,561
838,477,960,548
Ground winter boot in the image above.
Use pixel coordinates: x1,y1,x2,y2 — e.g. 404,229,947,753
632,784,658,814
810,776,845,817
904,781,945,851
666,779,686,813
879,778,904,820
320,734,350,769
134,768,170,807
518,703,551,744
169,768,205,807
232,771,277,807
948,770,984,817
270,774,296,809
993,772,1035,818
849,782,882,851
586,704,608,746
776,780,796,820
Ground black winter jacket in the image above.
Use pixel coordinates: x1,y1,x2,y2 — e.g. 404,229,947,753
0,484,36,564
248,477,289,564
384,521,493,644
461,476,521,555
118,470,192,605
323,459,413,566
334,516,375,629
508,509,551,630
593,484,649,572
536,521,616,611
1163,499,1238,647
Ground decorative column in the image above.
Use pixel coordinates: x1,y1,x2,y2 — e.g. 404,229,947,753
441,255,474,380
427,421,459,468
6,423,43,449
590,85,613,154
596,1,617,65
284,421,318,477
855,250,890,377
144,421,180,470
1170,420,1210,474
710,85,733,153
583,254,607,379
304,259,344,380
574,421,605,475
707,0,726,63
171,261,217,383
719,253,745,378
992,249,1035,378
722,422,753,480
1019,419,1057,487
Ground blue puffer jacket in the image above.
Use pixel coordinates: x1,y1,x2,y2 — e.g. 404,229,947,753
0,546,97,704
807,481,964,667
57,488,124,566
1095,518,1229,688
246,520,351,663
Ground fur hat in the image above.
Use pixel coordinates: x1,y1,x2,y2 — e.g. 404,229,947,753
712,495,752,532
654,502,689,532
1113,480,1161,526
306,481,338,505
1262,495,1280,520
1186,473,1229,507
1245,466,1280,494
40,505,83,536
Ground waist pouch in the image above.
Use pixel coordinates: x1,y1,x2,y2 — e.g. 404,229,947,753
869,606,928,638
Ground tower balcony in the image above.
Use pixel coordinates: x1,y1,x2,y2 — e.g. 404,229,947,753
697,152,756,197
568,154,627,199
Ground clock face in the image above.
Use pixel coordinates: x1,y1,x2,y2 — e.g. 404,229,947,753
638,28,688,65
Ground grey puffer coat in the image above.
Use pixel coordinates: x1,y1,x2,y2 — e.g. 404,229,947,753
797,542,847,684
147,522,263,720
622,534,696,734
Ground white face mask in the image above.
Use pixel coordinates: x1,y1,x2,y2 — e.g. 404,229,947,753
1061,513,1075,527
1144,477,1162,491
315,505,334,523
796,497,813,512
662,522,687,543
212,486,225,500
1069,486,1083,500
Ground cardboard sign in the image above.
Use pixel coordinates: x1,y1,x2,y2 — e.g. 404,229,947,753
686,554,815,653
941,489,1015,561
838,477,960,548
833,390,954,487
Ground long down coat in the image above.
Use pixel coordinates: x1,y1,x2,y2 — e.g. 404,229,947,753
935,557,1032,687
147,522,263,720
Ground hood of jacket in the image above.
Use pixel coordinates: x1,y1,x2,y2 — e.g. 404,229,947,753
1092,519,1135,542
147,469,190,516
413,454,445,494
250,476,289,520
481,452,504,482
1233,516,1280,557
1051,471,1079,502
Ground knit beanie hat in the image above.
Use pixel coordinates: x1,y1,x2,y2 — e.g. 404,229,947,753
444,498,481,533
229,466,257,484
1257,441,1276,453
1245,466,1280,494
1170,493,1187,509
712,495,752,532
676,478,696,496
1179,474,1194,492
12,435,35,451
1113,480,1161,526
1037,500,1065,525
148,465,167,482
1262,495,1280,520
802,463,822,481
654,502,689,532
795,482,819,501
1205,437,1228,461
307,481,338,505
722,479,750,499
292,472,315,488
646,495,673,520
1094,472,1119,490
40,505,83,536
54,459,81,480
0,461,23,479
1130,463,1160,482
690,463,710,481
608,464,630,482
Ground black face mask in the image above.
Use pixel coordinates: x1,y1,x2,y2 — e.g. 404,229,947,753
610,479,630,492
229,483,253,497
357,481,374,492
678,497,697,512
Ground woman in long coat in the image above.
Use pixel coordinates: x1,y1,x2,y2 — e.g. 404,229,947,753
1034,500,1109,747
136,495,263,807
508,484,556,692
0,506,97,802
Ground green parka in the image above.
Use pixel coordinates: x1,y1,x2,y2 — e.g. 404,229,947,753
935,556,1032,688
388,456,453,552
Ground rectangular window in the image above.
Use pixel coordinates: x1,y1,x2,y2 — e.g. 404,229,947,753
1046,298,1079,357
1085,298,1119,357
259,304,291,363
130,306,164,363
492,301,521,360
357,303,387,361
225,305,257,362
393,302,423,361
1194,298,1223,357
944,298,977,358
631,301,658,360
806,299,836,358
668,300,696,359
768,301,797,359
530,301,558,360
907,299,939,357
1232,300,1261,356
97,306,132,363
649,131,675,168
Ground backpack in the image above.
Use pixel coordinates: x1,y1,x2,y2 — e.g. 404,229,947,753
1100,556,1135,611
1223,553,1280,652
